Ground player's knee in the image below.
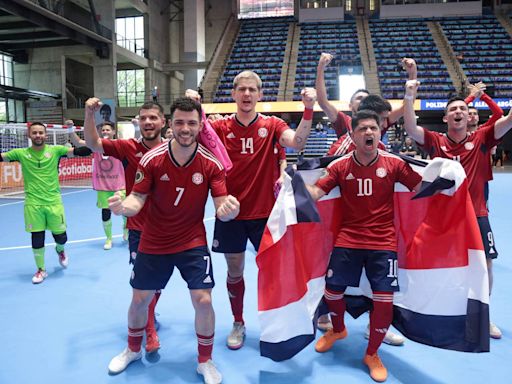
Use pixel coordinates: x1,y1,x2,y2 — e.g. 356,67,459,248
131,290,154,308
192,291,213,309
102,209,111,222
31,231,45,249
52,232,67,245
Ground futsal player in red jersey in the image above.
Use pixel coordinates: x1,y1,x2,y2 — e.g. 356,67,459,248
327,95,391,157
403,79,512,340
107,98,240,384
189,71,316,350
316,52,417,138
306,110,422,382
84,98,165,353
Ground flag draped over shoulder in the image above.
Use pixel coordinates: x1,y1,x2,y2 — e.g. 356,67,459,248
256,156,490,362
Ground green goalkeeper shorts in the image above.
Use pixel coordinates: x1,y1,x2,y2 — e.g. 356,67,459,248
24,204,67,233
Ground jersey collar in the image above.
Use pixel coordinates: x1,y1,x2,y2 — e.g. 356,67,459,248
235,113,259,127
352,151,379,167
168,140,198,168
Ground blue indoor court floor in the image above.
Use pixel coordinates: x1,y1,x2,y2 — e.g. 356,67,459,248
0,173,510,384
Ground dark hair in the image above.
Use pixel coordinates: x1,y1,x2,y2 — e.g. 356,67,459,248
351,109,381,131
99,121,116,131
139,101,164,115
350,89,370,103
28,121,46,132
99,104,112,113
357,95,392,114
444,96,467,114
170,97,202,120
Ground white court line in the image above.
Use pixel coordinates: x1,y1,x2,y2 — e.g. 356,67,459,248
0,216,216,251
0,189,92,207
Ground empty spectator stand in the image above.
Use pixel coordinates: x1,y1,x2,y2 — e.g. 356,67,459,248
369,18,453,100
439,15,512,98
293,21,360,101
213,17,292,103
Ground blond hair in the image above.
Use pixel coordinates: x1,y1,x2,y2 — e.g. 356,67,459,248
233,70,262,90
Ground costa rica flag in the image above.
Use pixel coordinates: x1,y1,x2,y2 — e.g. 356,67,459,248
256,157,489,362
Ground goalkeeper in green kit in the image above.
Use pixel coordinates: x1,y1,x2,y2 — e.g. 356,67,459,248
1,122,92,284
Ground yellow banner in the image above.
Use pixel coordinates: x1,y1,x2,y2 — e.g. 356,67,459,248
202,99,420,114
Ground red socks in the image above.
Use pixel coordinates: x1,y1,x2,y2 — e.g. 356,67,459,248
324,288,346,333
367,291,394,356
227,274,245,323
146,291,161,333
128,327,145,352
197,333,214,363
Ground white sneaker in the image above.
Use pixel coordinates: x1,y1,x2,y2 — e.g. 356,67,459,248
104,239,113,250
365,324,405,346
32,269,48,284
226,322,245,350
108,347,142,374
197,359,222,384
490,322,502,339
56,249,68,268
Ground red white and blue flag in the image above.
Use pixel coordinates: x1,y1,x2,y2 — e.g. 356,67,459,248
256,156,490,362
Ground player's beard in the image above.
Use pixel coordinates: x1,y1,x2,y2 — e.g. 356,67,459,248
141,128,160,141
175,132,197,148
31,137,45,147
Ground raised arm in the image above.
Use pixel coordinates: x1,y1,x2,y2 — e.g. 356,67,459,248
84,97,104,153
494,107,512,140
389,58,418,123
279,87,317,150
315,53,339,123
108,191,147,217
403,80,425,145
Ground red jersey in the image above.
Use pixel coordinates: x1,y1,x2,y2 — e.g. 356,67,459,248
333,111,352,138
102,138,161,231
421,125,500,217
133,142,227,255
316,150,421,251
327,133,386,156
211,114,288,219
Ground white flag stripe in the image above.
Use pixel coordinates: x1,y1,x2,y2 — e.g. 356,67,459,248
259,277,325,343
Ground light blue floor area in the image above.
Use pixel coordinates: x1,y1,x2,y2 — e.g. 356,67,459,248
0,174,510,384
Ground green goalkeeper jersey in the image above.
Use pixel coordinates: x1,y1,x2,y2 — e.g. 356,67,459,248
5,145,69,206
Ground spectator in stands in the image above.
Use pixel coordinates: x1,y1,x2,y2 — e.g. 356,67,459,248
316,53,417,139
492,144,504,168
389,137,402,154
399,136,418,157
403,79,512,340
315,121,324,133
163,126,173,140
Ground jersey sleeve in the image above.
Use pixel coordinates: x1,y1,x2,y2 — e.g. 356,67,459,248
273,117,290,142
101,138,125,160
55,145,70,157
397,161,422,191
209,163,227,198
478,123,501,148
315,162,341,194
333,111,350,137
419,127,436,155
478,93,504,129
3,148,22,162
278,145,286,161
131,160,154,196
